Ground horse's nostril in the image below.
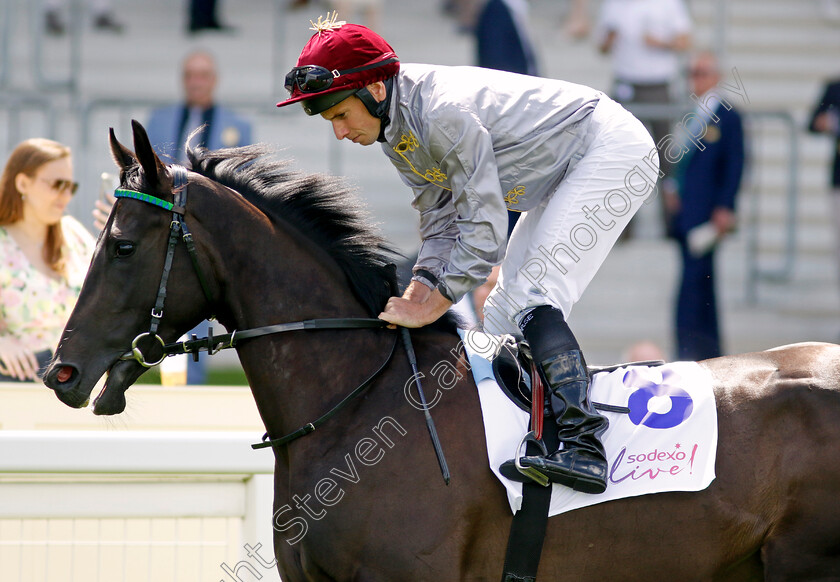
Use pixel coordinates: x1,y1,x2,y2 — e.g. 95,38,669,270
49,364,80,391
45,363,87,408
57,366,74,383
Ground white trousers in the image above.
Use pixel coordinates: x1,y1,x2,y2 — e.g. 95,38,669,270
483,97,658,337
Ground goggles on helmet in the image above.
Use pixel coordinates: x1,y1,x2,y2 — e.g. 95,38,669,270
284,57,398,94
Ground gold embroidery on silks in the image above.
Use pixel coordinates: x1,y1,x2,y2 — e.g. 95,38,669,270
394,132,419,153
505,185,525,207
393,131,451,191
425,168,448,183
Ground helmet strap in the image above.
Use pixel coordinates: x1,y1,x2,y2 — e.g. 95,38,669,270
355,77,394,143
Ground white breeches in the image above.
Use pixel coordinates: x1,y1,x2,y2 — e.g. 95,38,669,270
483,97,658,336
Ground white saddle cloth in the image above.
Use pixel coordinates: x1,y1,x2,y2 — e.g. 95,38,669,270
459,330,718,516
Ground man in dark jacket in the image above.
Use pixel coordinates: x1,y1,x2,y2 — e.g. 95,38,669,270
475,0,539,77
665,51,745,361
808,75,840,294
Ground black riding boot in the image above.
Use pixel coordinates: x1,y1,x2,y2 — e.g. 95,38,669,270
504,306,609,494
519,349,609,493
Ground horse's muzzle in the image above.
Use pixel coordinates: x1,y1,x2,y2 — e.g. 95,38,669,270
43,363,89,408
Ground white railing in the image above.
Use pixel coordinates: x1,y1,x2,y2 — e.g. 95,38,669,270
0,430,282,582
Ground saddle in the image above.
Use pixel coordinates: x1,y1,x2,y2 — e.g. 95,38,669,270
489,335,663,417
489,335,665,582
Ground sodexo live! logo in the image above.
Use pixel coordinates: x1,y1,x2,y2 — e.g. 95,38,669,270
609,367,699,484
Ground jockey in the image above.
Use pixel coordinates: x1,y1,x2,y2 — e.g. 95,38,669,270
277,13,658,494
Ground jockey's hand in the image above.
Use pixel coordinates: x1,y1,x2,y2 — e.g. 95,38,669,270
379,284,452,329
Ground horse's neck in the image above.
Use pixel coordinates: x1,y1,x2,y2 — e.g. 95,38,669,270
210,208,366,327
235,327,395,446
204,208,384,439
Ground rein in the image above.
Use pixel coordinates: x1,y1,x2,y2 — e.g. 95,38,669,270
252,328,398,449
162,317,388,357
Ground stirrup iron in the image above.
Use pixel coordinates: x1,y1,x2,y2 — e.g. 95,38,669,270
513,431,550,487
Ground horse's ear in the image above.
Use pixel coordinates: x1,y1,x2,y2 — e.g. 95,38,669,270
130,119,166,190
109,127,136,170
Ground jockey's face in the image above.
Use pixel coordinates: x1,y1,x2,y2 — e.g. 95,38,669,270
320,82,387,146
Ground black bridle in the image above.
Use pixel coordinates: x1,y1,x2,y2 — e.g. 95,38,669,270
110,166,449,483
117,165,215,367
115,166,394,368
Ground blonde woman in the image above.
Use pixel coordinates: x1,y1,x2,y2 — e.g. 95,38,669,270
0,139,95,381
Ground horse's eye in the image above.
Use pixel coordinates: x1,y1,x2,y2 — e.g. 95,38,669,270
115,241,135,258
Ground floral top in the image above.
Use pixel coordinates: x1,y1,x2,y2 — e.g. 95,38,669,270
0,216,96,353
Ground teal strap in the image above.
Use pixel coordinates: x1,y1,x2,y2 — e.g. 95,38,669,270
114,188,174,211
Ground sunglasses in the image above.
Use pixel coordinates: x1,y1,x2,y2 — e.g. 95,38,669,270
284,57,398,94
689,68,715,78
39,177,79,195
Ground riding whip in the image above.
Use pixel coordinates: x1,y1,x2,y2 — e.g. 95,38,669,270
401,327,451,485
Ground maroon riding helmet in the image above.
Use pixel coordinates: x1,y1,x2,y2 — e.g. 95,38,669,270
277,19,400,116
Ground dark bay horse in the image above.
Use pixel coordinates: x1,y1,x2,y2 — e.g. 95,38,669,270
44,121,840,581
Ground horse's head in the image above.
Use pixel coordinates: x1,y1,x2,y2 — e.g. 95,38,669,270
44,120,217,414
45,119,404,415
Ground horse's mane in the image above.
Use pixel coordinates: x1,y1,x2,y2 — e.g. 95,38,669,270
183,143,460,333
181,143,399,317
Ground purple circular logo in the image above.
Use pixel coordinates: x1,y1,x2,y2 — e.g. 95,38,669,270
627,384,694,429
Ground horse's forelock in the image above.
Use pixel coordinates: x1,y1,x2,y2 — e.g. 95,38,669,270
121,162,145,192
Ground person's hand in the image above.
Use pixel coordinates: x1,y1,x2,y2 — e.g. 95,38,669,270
379,286,452,328
711,207,737,236
644,32,690,52
643,33,665,49
813,111,840,135
92,191,116,232
0,336,40,381
598,30,617,54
